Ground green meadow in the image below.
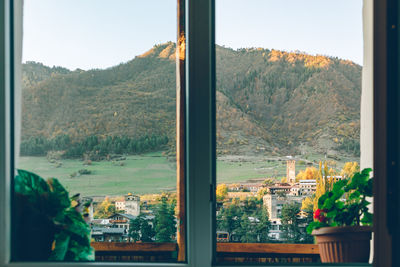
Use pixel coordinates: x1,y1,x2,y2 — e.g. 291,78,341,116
17,152,177,197
18,152,357,197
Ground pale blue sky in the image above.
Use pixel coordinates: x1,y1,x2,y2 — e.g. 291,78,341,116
23,0,363,70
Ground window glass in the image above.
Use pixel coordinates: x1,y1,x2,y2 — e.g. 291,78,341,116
15,0,185,262
215,0,367,264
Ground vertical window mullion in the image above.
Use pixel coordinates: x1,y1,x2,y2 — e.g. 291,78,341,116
186,0,214,266
0,0,12,265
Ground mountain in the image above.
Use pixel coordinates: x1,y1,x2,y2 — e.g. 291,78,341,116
21,43,361,157
22,61,71,88
215,47,361,156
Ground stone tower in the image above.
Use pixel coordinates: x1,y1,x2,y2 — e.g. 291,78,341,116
124,193,140,216
287,160,296,184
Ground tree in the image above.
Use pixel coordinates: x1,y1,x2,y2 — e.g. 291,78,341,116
340,162,360,178
236,214,258,242
301,195,314,212
242,197,259,214
93,197,116,218
255,207,271,243
154,196,176,242
217,198,270,243
280,202,302,243
296,167,318,181
217,202,242,234
257,188,268,199
216,184,228,201
140,217,156,242
129,216,141,242
313,162,334,211
263,178,275,186
129,214,155,242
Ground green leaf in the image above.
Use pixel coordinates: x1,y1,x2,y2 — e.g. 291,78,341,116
47,178,71,216
70,193,80,201
83,200,92,208
15,169,50,198
333,179,348,192
14,169,94,262
306,221,329,234
63,209,91,238
348,190,361,200
64,239,94,261
327,210,338,218
336,201,345,209
318,193,328,207
361,168,372,176
361,212,373,225
49,232,70,261
365,178,373,197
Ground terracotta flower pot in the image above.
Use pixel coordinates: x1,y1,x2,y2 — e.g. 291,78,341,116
312,226,372,263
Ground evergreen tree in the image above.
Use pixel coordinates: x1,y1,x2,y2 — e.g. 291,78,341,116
217,202,242,234
154,196,176,242
280,202,303,243
140,217,156,242
255,207,271,243
129,217,141,242
129,214,155,242
236,214,258,243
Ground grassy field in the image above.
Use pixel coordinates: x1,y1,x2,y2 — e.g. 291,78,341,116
217,159,285,183
18,152,358,197
18,152,177,197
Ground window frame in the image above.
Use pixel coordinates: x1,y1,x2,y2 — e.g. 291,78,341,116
0,0,395,267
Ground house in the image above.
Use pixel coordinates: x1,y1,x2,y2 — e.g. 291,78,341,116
227,182,264,192
114,193,140,216
265,183,293,195
91,218,111,226
288,184,300,196
324,175,345,182
91,227,127,242
269,220,283,241
299,179,316,195
262,194,303,221
244,183,265,193
115,200,125,211
108,213,137,231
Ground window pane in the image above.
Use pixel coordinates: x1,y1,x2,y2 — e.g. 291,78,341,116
15,0,185,262
216,0,367,264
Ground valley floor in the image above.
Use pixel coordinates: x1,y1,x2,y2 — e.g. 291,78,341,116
17,152,358,197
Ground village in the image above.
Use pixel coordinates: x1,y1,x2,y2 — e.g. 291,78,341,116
87,159,347,243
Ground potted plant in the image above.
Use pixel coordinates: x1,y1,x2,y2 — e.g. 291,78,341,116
14,169,94,261
307,168,373,263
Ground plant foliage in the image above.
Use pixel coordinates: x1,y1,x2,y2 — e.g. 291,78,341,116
307,168,373,234
14,169,94,261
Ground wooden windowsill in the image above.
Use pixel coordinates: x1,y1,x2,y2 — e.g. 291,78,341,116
92,242,318,254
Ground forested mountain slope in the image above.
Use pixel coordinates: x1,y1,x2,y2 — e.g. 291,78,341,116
21,43,361,157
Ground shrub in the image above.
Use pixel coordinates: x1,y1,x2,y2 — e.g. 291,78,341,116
78,169,91,175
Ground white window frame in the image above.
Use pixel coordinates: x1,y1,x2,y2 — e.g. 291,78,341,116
0,0,393,266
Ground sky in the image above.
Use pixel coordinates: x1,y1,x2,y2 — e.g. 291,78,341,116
23,0,363,70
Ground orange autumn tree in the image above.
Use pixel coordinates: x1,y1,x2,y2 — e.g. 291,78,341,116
313,162,335,211
216,184,228,201
94,197,116,218
340,162,360,178
296,166,319,182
